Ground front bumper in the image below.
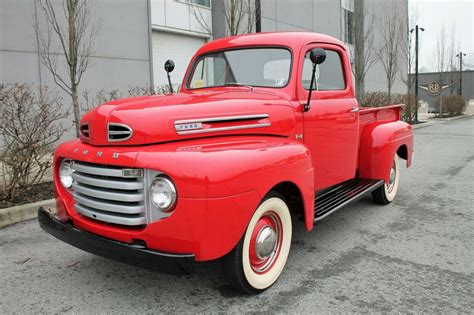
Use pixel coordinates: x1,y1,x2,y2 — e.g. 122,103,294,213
37,207,195,274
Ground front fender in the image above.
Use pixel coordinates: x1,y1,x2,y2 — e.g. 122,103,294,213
359,120,413,182
136,136,315,231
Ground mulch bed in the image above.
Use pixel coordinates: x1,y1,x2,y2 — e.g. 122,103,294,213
0,181,54,209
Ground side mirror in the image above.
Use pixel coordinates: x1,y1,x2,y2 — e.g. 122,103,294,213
309,48,326,65
164,59,175,73
164,60,175,93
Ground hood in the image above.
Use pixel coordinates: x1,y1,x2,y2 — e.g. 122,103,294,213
80,90,296,146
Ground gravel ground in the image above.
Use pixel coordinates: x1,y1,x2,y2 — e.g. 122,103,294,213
1,117,473,313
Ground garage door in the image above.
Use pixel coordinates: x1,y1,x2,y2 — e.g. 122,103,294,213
152,31,206,90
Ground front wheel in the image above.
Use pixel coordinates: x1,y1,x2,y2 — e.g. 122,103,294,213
372,155,400,205
223,192,292,294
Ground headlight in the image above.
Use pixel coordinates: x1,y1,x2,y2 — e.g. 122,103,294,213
150,176,177,212
59,159,74,189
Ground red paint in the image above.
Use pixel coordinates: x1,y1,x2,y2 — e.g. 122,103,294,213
53,32,413,261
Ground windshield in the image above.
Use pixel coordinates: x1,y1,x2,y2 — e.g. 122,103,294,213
186,47,292,89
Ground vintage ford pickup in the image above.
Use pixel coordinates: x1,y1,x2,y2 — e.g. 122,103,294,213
38,32,413,293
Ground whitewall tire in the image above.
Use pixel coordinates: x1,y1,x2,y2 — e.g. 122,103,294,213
223,192,292,294
372,155,400,204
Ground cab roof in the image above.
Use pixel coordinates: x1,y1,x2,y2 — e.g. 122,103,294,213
195,32,346,55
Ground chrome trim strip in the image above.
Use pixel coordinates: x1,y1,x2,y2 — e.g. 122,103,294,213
107,123,133,142
75,203,146,226
175,114,269,125
176,122,272,135
72,162,124,178
72,173,144,190
72,183,144,202
74,193,145,215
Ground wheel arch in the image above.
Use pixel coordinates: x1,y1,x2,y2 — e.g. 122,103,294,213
267,181,305,218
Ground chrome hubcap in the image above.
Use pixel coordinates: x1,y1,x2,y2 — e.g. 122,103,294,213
386,162,397,193
255,226,277,260
249,212,282,273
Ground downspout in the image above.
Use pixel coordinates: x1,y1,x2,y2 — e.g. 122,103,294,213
147,0,154,89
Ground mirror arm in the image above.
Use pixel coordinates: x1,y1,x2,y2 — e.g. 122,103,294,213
305,63,317,112
167,71,174,94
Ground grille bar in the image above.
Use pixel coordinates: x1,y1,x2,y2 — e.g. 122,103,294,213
71,161,146,226
75,204,146,226
74,193,145,215
72,172,144,190
72,162,123,177
72,183,144,203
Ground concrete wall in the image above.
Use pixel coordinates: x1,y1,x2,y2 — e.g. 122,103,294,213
260,0,341,35
150,0,211,35
0,0,152,139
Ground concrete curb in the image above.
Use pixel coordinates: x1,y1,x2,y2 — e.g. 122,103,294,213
433,114,474,121
0,198,55,228
412,114,473,130
412,120,437,130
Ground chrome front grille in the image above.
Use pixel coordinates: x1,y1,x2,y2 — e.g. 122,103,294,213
71,161,146,226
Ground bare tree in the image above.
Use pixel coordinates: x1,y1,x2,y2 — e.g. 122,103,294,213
352,1,378,103
446,27,460,95
400,7,419,94
191,0,255,36
35,0,101,137
433,25,448,116
397,6,419,123
378,1,405,104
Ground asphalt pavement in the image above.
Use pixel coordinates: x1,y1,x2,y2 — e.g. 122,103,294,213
1,117,473,313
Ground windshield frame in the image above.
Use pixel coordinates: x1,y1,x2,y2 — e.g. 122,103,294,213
184,46,293,90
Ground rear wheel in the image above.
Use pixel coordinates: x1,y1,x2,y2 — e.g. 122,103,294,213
372,155,400,205
223,192,292,294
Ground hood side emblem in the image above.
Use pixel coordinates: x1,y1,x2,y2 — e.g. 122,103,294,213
174,114,270,135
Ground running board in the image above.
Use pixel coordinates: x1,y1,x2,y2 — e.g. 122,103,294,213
314,179,384,222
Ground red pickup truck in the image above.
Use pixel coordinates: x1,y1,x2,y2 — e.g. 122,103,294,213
38,32,413,293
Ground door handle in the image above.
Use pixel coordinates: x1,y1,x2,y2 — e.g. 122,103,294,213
350,107,359,113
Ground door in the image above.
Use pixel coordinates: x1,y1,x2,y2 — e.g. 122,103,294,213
152,31,206,88
298,43,359,191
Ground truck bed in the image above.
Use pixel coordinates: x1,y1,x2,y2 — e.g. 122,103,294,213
359,104,404,135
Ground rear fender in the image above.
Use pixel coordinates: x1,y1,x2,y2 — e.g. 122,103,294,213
359,120,413,182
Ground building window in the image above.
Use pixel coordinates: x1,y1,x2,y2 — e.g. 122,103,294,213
186,0,211,8
342,0,354,45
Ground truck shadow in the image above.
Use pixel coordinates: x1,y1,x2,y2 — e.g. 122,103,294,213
61,195,385,305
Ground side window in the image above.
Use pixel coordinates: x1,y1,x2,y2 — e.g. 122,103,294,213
302,49,345,91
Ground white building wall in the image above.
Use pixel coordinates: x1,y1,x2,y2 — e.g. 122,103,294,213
150,0,212,87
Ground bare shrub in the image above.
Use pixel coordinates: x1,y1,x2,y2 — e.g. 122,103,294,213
360,92,388,108
361,92,416,123
0,83,68,201
82,89,123,112
128,84,181,97
435,95,465,117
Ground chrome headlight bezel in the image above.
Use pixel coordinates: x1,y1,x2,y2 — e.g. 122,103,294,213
150,175,177,212
59,159,74,190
